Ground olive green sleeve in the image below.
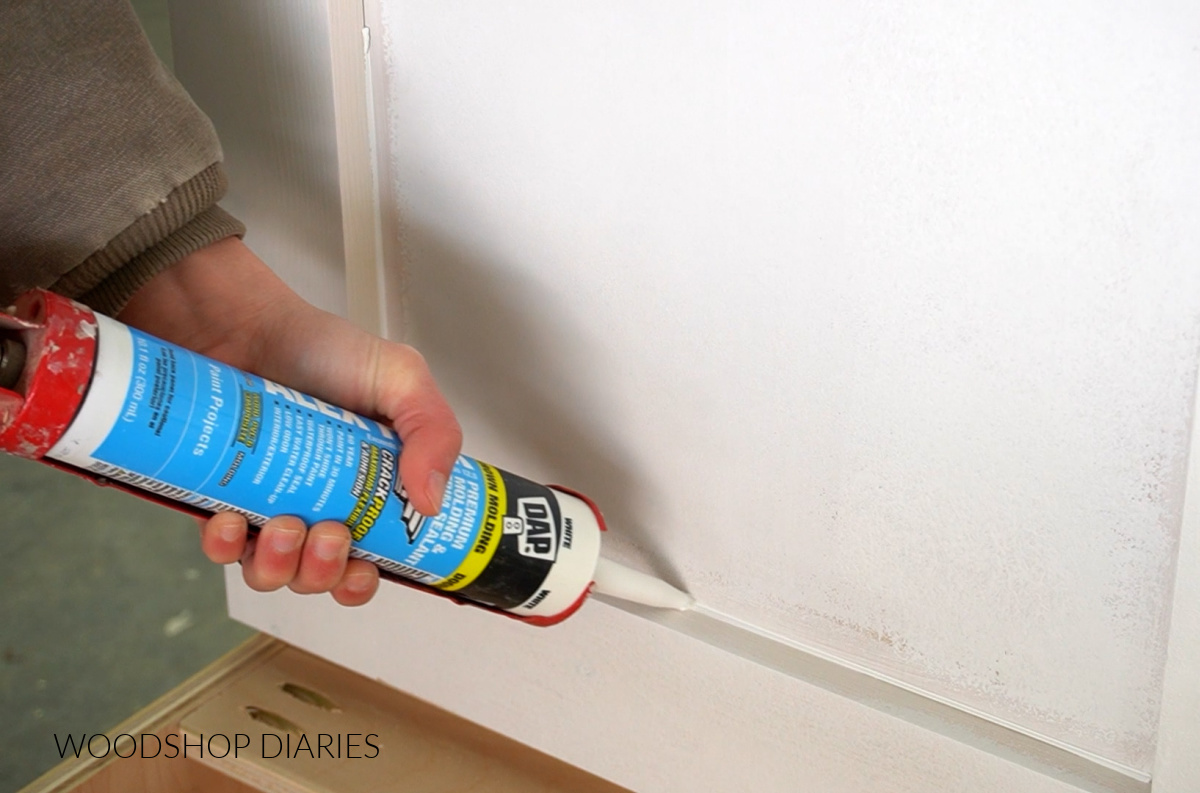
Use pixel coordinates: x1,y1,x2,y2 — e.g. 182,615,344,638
0,0,245,316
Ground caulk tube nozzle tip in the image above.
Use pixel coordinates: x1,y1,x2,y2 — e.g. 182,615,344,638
592,557,695,610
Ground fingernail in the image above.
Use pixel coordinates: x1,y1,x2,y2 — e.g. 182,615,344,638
427,470,447,513
345,571,374,593
219,519,243,543
269,526,305,554
313,534,348,561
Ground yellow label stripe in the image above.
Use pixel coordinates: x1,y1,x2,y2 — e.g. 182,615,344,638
435,461,506,592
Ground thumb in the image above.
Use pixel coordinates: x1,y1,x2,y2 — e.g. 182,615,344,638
372,343,463,516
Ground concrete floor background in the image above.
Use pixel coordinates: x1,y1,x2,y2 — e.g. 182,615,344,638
0,456,254,792
1,3,254,790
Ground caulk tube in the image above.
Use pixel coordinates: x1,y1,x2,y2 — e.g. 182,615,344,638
3,291,601,623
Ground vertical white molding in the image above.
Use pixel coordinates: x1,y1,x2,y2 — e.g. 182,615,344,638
324,0,386,335
361,0,410,342
169,1,349,317
1151,379,1200,791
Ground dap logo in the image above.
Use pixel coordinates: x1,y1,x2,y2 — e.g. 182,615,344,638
506,497,558,561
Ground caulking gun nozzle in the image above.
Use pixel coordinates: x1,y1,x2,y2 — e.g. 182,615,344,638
592,557,695,611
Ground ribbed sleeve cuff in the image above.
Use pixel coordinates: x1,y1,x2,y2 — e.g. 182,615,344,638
52,163,247,316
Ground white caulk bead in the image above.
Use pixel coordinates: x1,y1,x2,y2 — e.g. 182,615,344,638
592,557,695,611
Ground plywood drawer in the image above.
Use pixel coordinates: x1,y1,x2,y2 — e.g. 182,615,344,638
20,635,629,793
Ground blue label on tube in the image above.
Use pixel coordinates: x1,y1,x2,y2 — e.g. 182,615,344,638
84,326,497,587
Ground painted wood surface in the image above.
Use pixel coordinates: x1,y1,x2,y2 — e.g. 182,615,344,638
169,0,1200,789
368,0,1200,773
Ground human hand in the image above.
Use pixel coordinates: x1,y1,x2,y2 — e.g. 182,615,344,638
117,237,463,605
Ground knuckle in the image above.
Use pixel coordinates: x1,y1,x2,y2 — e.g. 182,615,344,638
302,556,342,586
288,579,320,595
440,414,464,445
393,343,428,371
243,569,274,592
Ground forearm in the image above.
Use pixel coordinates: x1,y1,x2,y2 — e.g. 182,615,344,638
0,0,243,315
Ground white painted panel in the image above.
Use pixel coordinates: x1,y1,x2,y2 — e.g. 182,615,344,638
169,1,348,316
371,0,1200,772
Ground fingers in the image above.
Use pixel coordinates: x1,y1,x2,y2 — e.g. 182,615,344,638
374,343,463,516
241,515,306,591
330,559,380,607
287,521,350,595
398,416,462,517
200,513,380,606
201,512,250,565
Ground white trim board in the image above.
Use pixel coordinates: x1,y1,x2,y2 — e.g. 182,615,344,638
638,600,1147,793
225,570,1141,793
168,0,349,319
361,0,410,341
170,0,384,335
1151,378,1200,792
324,0,387,336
